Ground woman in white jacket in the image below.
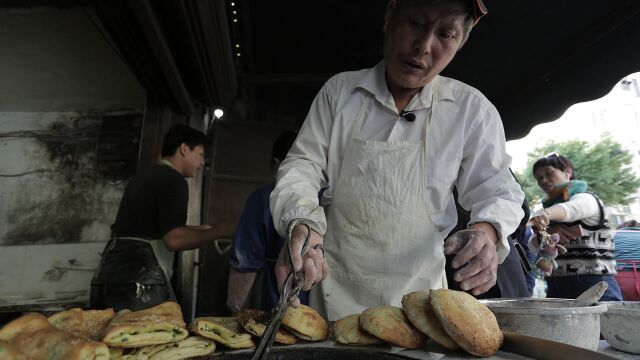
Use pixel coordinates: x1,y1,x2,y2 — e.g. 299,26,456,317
529,153,622,301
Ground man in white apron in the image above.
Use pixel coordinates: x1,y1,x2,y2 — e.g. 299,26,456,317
270,0,525,320
91,125,235,311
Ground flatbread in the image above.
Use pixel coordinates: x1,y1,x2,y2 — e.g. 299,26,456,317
237,309,297,345
189,317,254,349
281,304,329,341
0,313,109,360
0,339,27,360
359,306,426,349
48,308,115,341
430,289,503,357
112,336,215,360
401,291,459,349
333,314,383,345
101,302,189,348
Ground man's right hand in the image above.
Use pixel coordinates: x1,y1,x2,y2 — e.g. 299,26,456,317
275,223,328,307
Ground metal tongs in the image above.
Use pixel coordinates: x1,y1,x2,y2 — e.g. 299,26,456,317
250,219,314,360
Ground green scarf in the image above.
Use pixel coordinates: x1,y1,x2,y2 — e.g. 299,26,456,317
542,180,588,208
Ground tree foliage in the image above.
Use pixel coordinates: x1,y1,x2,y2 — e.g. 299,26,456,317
513,135,640,208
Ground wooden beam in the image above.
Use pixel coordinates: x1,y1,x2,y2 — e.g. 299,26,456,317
130,0,194,114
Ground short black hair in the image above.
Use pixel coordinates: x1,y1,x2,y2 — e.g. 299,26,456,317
272,130,298,162
532,153,576,180
161,125,209,157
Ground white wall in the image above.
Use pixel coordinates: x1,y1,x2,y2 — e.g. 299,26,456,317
0,6,145,308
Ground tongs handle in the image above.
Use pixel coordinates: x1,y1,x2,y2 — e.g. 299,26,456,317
250,219,315,360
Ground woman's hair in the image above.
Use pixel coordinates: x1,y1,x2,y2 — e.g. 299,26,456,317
532,153,576,180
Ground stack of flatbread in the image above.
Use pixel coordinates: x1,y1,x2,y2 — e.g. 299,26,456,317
0,300,333,359
100,301,215,359
0,313,109,360
333,288,503,357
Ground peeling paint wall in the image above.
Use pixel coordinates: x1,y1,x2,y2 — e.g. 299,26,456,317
0,111,141,305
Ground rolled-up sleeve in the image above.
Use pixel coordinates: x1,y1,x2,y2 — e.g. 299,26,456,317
456,102,525,263
270,84,333,237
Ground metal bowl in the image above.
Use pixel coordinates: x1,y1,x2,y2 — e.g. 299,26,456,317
600,301,640,354
480,298,607,350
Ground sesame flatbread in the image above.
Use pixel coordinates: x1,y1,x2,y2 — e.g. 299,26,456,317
281,304,329,341
401,291,459,350
48,308,115,341
189,317,254,349
237,309,297,345
359,306,426,349
333,314,383,345
430,289,503,357
101,302,189,348
0,313,109,360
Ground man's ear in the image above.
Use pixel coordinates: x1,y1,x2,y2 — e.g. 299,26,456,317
383,0,399,32
178,143,189,156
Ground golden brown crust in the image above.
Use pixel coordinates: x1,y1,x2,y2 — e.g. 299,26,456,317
237,309,297,345
48,308,115,341
333,314,384,345
0,339,28,360
359,306,426,349
101,302,188,348
0,313,109,360
430,289,503,357
281,305,329,341
189,317,254,349
401,291,459,349
0,313,51,342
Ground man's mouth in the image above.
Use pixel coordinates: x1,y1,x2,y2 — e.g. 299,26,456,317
403,59,425,70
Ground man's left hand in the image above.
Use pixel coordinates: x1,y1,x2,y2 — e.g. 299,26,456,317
443,223,499,296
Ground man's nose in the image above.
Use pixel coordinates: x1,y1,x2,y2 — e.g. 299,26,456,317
414,31,435,54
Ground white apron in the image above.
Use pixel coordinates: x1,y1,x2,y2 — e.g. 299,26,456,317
311,81,447,321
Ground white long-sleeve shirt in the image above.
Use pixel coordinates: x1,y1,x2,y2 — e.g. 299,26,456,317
270,61,525,262
556,193,601,225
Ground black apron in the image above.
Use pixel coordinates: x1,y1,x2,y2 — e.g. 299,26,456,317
90,237,175,311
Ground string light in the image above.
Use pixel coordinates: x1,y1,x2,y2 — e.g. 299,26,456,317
230,1,241,60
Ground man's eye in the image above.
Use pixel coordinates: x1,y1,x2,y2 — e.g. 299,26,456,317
439,31,455,39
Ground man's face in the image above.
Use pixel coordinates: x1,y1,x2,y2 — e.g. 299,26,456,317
182,144,205,177
383,0,466,93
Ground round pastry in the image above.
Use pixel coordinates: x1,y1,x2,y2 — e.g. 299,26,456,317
281,304,329,341
359,306,426,349
401,291,459,349
430,289,503,357
333,314,383,345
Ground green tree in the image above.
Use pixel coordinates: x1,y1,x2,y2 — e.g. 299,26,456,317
514,135,640,207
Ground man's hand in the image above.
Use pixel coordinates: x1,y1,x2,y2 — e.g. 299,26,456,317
275,224,328,307
443,223,499,296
